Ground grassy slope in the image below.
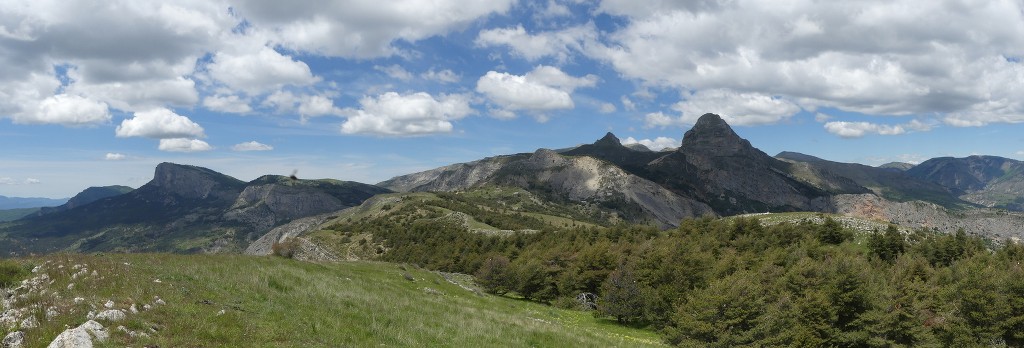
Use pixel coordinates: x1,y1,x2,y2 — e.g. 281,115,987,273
2,254,663,347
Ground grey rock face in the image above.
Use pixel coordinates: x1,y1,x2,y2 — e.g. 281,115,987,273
47,320,107,348
381,148,715,227
814,193,1024,240
245,213,336,255
2,331,24,348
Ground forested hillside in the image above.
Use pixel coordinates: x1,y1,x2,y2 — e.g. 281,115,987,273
309,204,1024,347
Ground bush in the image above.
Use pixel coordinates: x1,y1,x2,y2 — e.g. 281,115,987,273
0,260,29,288
272,238,300,259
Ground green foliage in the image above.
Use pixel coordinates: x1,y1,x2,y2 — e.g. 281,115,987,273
475,254,513,295
0,254,664,347
0,259,29,288
311,191,1024,347
597,266,646,324
868,225,906,262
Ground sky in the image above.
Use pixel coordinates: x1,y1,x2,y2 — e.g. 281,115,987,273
2,0,1024,198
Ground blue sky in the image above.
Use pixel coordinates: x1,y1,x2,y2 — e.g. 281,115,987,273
2,0,1024,198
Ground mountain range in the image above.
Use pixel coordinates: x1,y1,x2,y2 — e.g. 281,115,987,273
4,112,1024,255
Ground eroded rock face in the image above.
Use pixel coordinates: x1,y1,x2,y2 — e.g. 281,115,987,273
151,162,243,201
814,193,1024,240
380,147,716,227
47,320,107,348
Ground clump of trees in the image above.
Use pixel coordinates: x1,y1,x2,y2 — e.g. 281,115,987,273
324,194,1024,346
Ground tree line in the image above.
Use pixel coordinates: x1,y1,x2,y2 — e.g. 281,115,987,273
324,198,1024,347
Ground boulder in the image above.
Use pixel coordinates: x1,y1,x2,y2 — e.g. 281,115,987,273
47,320,107,348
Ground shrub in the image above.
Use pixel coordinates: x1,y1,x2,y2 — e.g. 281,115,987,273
272,238,300,259
0,260,29,288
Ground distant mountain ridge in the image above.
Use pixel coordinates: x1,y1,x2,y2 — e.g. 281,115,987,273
0,163,389,255
34,185,134,216
0,195,66,210
907,156,1024,210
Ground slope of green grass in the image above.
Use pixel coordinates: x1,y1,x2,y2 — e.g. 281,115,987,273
1,254,663,347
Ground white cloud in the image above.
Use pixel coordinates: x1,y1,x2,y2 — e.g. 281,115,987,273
641,89,800,128
104,153,126,161
203,94,252,114
374,64,413,81
158,138,212,152
421,69,460,83
233,0,515,58
341,92,473,136
207,46,319,94
476,24,597,62
644,112,674,128
814,112,833,123
622,136,679,151
476,65,597,119
13,94,111,126
232,141,273,151
0,177,42,185
673,89,801,126
262,91,341,119
115,108,205,139
584,0,1024,126
621,96,636,111
824,121,906,138
599,103,616,114
824,118,937,138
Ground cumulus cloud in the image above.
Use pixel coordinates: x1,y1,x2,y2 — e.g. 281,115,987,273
583,0,1024,126
115,108,205,139
104,153,126,160
476,24,597,62
158,138,212,152
622,136,679,151
262,91,341,119
824,121,907,138
641,89,800,128
207,46,319,94
233,0,515,58
599,103,616,113
340,92,473,136
476,65,597,119
823,118,936,138
231,141,273,151
13,94,111,126
203,94,252,114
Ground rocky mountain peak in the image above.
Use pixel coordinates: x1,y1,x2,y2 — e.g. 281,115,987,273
679,113,753,156
150,162,244,200
594,132,622,147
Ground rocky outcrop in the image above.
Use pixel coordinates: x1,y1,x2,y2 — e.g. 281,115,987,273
382,148,715,227
379,158,509,192
150,162,245,201
245,213,337,255
814,193,1024,240
2,331,23,348
47,320,108,348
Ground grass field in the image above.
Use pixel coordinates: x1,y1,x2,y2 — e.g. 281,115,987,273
1,254,664,347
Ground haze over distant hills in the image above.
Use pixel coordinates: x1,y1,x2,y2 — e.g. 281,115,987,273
5,113,1024,255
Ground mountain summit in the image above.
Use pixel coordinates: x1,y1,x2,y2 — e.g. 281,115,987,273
593,132,622,147
679,113,755,156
